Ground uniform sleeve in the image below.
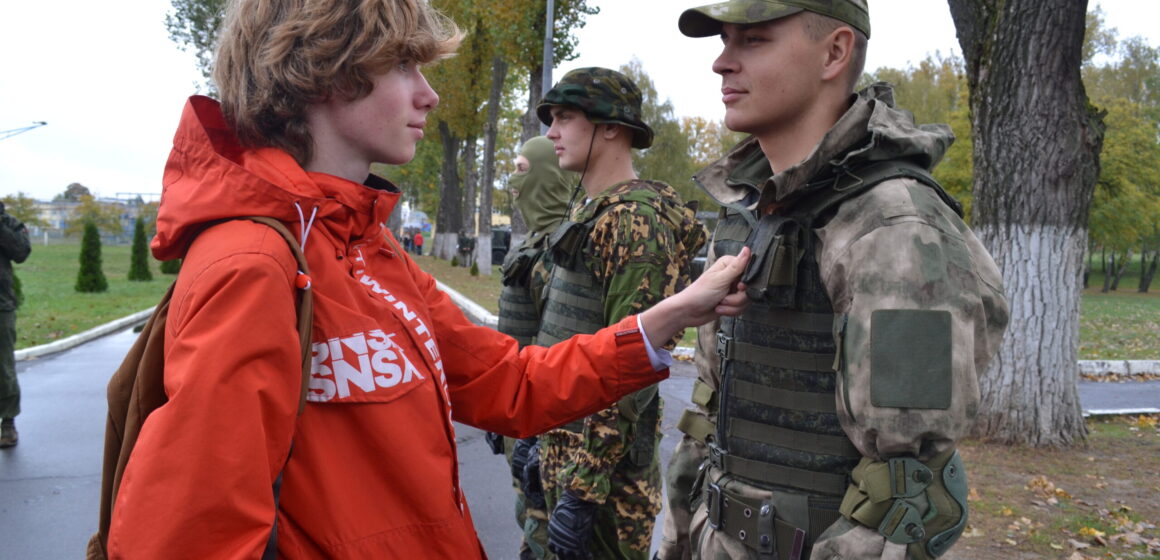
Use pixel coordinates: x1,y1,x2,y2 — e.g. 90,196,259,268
819,181,1008,461
0,215,30,263
556,202,683,502
107,242,301,558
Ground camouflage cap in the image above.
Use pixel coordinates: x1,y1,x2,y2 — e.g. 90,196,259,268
678,0,870,39
536,67,655,150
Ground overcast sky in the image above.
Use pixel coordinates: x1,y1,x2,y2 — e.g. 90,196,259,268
1,0,1156,202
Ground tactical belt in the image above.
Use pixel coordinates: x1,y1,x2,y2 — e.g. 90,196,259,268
708,443,849,496
705,479,843,560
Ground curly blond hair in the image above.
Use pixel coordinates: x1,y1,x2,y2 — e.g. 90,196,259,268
214,0,461,164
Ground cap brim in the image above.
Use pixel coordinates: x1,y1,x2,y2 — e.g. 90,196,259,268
678,1,804,38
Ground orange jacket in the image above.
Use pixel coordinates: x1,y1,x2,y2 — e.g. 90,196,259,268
107,96,667,559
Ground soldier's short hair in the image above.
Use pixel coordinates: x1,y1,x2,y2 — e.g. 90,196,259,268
799,11,868,93
214,0,462,165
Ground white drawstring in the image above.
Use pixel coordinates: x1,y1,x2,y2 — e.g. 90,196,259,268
293,202,319,290
294,202,319,254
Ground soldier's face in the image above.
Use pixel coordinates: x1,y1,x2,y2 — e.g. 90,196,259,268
712,17,828,138
545,106,596,172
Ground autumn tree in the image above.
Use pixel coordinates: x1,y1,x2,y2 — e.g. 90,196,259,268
0,192,48,229
165,0,226,90
949,0,1101,446
66,195,124,237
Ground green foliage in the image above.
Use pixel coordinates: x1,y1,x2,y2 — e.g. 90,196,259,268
0,192,48,229
128,217,153,282
56,182,90,202
66,195,124,237
160,258,182,275
450,255,460,267
76,222,108,293
165,0,226,90
470,261,480,276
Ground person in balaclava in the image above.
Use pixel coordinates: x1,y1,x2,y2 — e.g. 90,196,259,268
495,135,577,560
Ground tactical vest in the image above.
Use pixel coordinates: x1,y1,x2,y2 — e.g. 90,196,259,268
497,238,551,347
697,161,963,556
537,184,686,464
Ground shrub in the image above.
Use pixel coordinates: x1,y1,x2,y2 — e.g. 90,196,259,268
451,255,459,267
160,259,182,274
128,217,153,281
75,221,108,292
470,261,479,276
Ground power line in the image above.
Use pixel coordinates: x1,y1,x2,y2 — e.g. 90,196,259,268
0,121,47,141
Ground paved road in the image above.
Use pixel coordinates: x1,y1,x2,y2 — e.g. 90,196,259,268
1,328,1157,559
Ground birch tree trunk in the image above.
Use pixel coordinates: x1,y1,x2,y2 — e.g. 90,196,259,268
948,0,1104,446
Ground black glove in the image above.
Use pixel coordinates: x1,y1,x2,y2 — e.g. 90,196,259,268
511,437,536,479
521,440,546,510
484,431,505,455
548,491,597,560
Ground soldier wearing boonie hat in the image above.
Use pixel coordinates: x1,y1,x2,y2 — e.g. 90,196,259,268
528,67,707,560
657,1,1008,560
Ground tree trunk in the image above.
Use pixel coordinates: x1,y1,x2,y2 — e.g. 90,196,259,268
1101,252,1114,293
511,64,545,241
949,0,1102,446
1109,249,1131,290
1140,250,1158,292
435,121,463,261
476,56,507,277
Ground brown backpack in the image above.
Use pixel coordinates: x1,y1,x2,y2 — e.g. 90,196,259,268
85,217,314,560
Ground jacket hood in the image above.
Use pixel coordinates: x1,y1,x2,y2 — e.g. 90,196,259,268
511,136,577,242
694,82,954,210
152,96,399,261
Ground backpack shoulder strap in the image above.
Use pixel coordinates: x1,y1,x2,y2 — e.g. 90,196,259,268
794,159,964,223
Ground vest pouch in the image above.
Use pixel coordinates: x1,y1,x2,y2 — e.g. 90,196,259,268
548,220,590,271
501,245,540,287
742,214,803,307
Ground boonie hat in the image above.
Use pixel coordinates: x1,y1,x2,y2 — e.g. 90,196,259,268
678,0,871,39
536,67,655,150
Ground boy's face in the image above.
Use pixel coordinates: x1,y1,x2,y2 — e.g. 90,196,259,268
545,106,596,173
310,60,439,169
712,16,827,138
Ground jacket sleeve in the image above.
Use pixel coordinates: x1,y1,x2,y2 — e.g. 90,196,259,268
0,215,30,263
818,180,1008,461
107,233,301,559
413,259,667,439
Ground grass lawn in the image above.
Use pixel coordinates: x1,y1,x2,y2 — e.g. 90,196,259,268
14,241,174,349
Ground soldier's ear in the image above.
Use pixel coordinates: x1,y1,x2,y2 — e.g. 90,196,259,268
820,25,855,84
600,123,630,145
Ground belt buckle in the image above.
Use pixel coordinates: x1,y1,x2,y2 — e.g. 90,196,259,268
707,441,726,470
706,481,724,530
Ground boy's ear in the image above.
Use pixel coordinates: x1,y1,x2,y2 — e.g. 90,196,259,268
820,26,856,83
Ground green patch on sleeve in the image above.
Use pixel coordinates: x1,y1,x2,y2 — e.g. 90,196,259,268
870,309,952,410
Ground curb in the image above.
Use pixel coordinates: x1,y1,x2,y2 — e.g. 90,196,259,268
15,307,154,362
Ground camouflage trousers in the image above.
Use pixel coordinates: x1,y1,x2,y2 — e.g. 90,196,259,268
655,432,707,560
540,428,662,560
0,311,18,419
504,436,552,559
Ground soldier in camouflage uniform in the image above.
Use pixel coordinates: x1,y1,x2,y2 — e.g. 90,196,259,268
655,2,1010,559
532,67,707,560
497,135,578,560
0,201,31,448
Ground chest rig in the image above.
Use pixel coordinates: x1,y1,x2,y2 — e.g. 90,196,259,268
701,159,961,558
536,184,683,465
498,232,552,347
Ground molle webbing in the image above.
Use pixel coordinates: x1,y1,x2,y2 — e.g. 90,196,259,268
712,207,860,496
497,284,541,347
536,262,605,346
